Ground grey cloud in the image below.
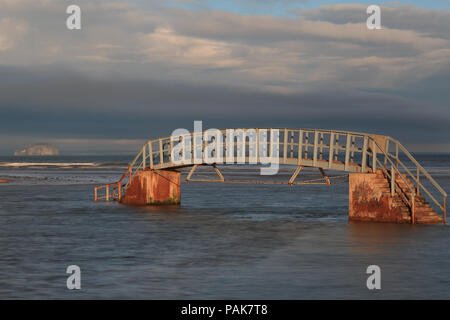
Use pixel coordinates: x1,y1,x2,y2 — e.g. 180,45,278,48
297,4,450,39
0,66,448,147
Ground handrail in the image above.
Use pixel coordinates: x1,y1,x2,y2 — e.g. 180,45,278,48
383,137,446,222
94,167,132,202
368,137,416,222
388,137,447,196
395,154,443,211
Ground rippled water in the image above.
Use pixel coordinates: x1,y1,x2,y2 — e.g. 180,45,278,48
0,154,449,299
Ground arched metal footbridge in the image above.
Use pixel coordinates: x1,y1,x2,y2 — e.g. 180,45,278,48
94,128,447,224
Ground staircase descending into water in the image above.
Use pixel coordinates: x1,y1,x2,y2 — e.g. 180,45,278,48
371,169,443,224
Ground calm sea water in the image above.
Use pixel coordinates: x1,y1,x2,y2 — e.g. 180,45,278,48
0,154,450,299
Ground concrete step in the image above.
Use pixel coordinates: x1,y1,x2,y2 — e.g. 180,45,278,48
373,181,389,186
415,216,443,224
416,204,434,209
416,205,436,211
373,182,390,187
416,212,438,217
416,210,436,215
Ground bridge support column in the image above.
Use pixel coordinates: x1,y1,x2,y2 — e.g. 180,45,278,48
120,169,180,205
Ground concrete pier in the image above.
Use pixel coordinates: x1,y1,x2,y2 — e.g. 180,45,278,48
120,170,180,205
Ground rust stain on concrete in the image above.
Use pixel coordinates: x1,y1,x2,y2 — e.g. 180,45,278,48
120,169,180,206
349,173,410,223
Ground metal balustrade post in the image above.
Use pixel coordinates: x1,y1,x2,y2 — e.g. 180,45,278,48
391,164,395,197
106,186,109,202
384,140,389,168
416,167,420,195
412,193,415,224
290,131,294,158
396,143,399,169
444,196,447,225
372,140,377,173
190,132,194,164
313,131,318,167
328,132,334,169
298,130,303,165
304,133,309,159
350,136,355,162
148,141,153,168
159,139,163,165
269,130,272,161
362,135,368,172
334,135,339,161
256,128,259,163
142,144,146,169
320,133,324,160
169,138,173,163
344,134,350,171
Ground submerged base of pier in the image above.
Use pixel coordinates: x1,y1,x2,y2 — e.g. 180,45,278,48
120,169,180,205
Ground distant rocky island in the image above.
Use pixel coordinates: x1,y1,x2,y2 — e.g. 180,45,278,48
14,143,60,156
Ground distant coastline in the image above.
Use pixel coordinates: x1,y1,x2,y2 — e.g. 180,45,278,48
14,143,59,156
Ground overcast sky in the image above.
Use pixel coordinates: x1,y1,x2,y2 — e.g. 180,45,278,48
0,0,449,155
